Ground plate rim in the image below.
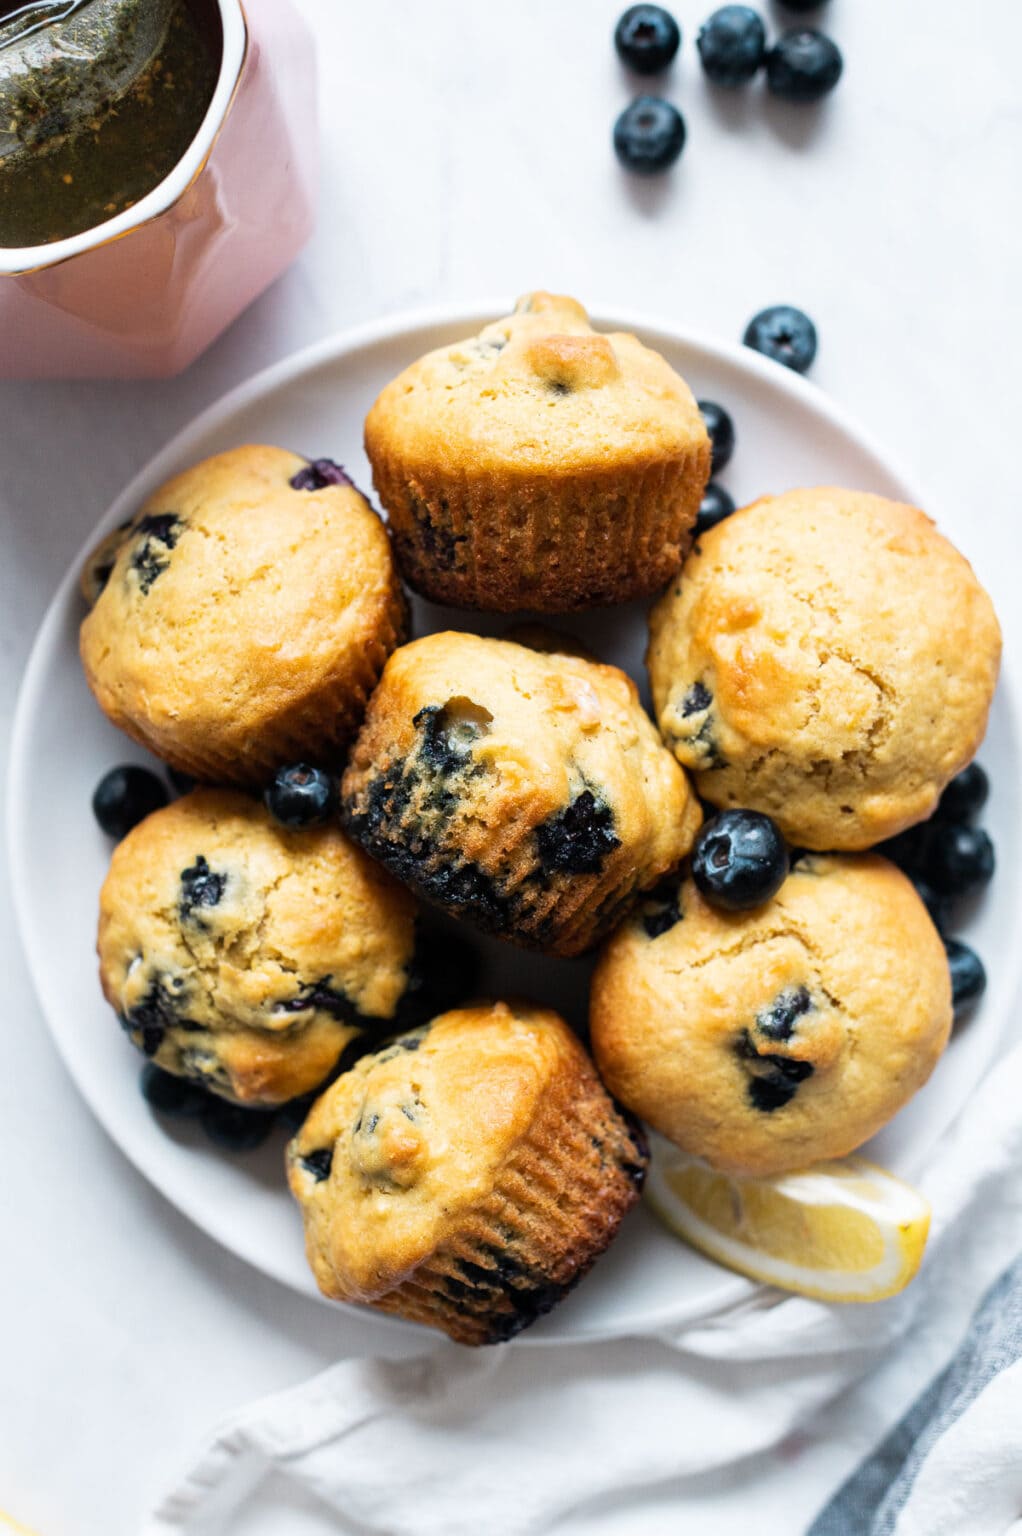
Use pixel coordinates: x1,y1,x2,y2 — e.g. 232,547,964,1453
8,299,1019,1345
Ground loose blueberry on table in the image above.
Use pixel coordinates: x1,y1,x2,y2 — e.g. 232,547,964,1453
613,96,687,174
698,399,736,475
766,29,843,103
777,0,830,10
691,809,789,911
92,765,169,840
265,764,338,829
614,5,681,74
696,7,767,88
743,304,818,373
695,483,736,537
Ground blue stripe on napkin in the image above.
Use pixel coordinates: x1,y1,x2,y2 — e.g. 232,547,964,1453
807,1251,1022,1535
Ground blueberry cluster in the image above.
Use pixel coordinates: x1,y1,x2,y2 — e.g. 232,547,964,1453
612,3,842,175
695,397,737,538
692,306,819,539
698,7,841,101
140,1064,280,1151
878,763,993,1017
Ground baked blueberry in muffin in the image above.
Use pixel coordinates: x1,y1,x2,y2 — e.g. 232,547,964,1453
341,631,702,956
590,853,953,1176
80,445,407,788
364,291,711,611
287,1001,648,1344
97,789,419,1106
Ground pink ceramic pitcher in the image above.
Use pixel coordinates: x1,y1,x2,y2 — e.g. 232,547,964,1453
0,0,318,379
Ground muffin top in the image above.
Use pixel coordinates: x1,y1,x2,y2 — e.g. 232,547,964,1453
79,445,403,769
648,487,1001,849
341,630,701,951
590,853,953,1176
364,291,709,479
288,1001,599,1299
98,789,417,1104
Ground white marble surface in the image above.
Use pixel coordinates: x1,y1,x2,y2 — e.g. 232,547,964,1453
1,1,1020,1532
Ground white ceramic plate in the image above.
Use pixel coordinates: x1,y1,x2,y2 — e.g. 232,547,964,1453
9,305,1020,1345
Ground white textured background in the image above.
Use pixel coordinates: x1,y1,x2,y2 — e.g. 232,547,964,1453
1,2,1020,1532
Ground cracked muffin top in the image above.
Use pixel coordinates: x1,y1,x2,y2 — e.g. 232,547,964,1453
79,445,406,787
287,1001,647,1342
647,487,1001,850
98,788,418,1106
365,291,708,478
340,630,702,955
590,853,953,1177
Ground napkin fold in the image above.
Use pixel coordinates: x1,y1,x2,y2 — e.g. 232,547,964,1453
145,1036,1022,1536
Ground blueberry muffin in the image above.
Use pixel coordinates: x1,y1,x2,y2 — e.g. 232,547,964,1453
98,789,419,1106
364,291,711,611
287,1001,648,1344
341,631,702,956
590,854,953,1177
648,487,1001,850
80,446,406,788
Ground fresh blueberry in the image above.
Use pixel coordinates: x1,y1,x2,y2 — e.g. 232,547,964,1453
698,400,736,475
743,305,818,373
265,764,338,829
937,763,989,824
876,821,934,876
766,29,843,103
945,939,987,1015
925,824,995,898
777,0,830,12
199,1097,276,1151
614,5,681,73
695,483,736,536
289,459,354,492
92,765,169,840
696,7,767,88
167,766,197,796
140,1063,207,1118
278,1092,317,1135
910,876,951,935
613,96,686,174
692,809,789,911
409,929,482,1021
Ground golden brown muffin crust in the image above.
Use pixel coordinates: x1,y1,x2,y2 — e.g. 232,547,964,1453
80,445,406,786
364,292,711,609
288,1002,648,1343
648,487,1001,849
341,631,702,955
590,854,953,1177
98,789,418,1105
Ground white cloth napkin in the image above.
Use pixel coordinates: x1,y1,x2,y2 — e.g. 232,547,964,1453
145,1037,1022,1536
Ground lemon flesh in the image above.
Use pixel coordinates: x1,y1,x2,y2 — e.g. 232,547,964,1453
645,1134,931,1302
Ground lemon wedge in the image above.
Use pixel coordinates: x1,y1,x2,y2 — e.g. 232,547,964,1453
0,1514,38,1535
645,1134,931,1302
